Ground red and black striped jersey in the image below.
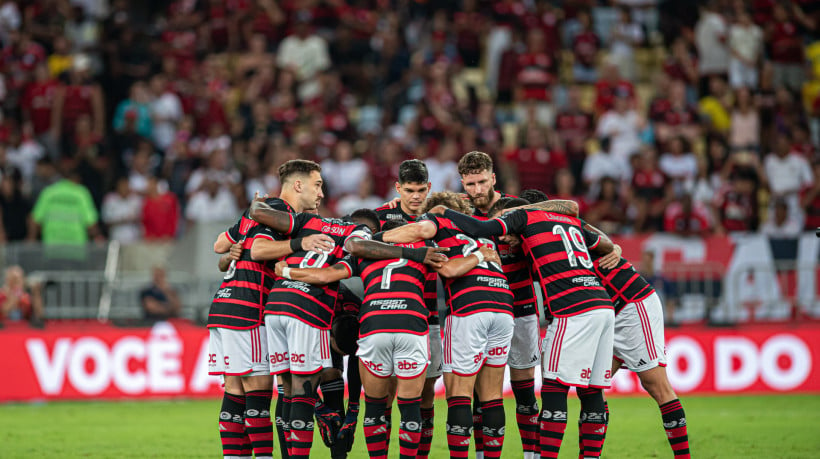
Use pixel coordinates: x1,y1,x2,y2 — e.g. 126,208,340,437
497,209,614,318
496,240,537,318
592,256,654,315
335,283,362,316
375,204,418,226
345,240,432,338
420,214,513,317
208,198,293,329
374,208,441,326
264,213,371,329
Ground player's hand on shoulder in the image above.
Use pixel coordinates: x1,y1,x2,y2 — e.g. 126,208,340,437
478,246,500,265
423,247,449,268
597,243,622,270
427,204,448,215
383,197,401,209
274,260,288,277
249,191,272,220
229,242,243,261
302,233,334,253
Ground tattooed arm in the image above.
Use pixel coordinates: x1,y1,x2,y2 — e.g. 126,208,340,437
505,199,579,217
345,238,448,268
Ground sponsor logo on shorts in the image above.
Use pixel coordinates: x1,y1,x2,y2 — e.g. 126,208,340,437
224,356,230,366
530,354,539,363
488,346,508,357
208,354,217,364
473,352,484,364
580,368,591,379
362,359,383,372
397,360,419,370
270,352,290,364
291,354,305,363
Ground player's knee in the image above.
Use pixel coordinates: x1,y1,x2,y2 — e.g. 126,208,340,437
638,369,676,404
321,368,343,382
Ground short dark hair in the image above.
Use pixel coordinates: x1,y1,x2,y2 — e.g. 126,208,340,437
381,219,407,231
488,197,530,218
398,159,428,184
278,159,321,184
520,189,549,204
350,208,380,233
331,313,359,356
422,191,473,214
457,151,494,176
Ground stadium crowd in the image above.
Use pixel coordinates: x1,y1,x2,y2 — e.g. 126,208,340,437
1,0,819,247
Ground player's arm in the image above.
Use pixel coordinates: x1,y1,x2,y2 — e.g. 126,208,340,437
581,221,621,269
250,234,335,261
275,260,353,285
345,238,448,269
218,243,243,271
434,246,500,278
506,199,579,217
214,232,234,253
249,199,295,234
440,208,507,238
375,220,438,243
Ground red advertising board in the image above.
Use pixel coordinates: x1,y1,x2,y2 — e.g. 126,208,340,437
0,321,818,402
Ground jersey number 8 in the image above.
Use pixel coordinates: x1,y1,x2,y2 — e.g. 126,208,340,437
455,234,501,271
299,245,335,269
552,225,593,269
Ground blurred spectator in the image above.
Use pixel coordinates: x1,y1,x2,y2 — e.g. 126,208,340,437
142,177,179,241
140,266,181,322
663,37,699,91
761,198,802,237
101,176,141,244
514,27,557,125
652,79,701,145
571,10,600,84
128,141,157,195
631,147,671,232
276,10,331,103
594,60,635,114
608,6,644,82
764,135,814,225
20,63,58,155
336,180,384,217
694,2,728,95
149,74,182,152
0,265,44,325
767,4,808,92
699,76,732,136
596,91,643,167
587,176,627,235
802,161,820,230
185,177,238,224
50,54,104,152
112,80,152,138
6,123,45,182
555,85,594,181
0,169,31,242
553,168,588,214
728,9,762,89
30,170,101,245
424,139,461,195
715,169,759,233
582,137,629,196
504,125,566,194
659,136,697,194
47,36,73,79
321,140,368,200
729,87,760,152
664,193,712,237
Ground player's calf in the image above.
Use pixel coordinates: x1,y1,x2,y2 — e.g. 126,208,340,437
539,379,569,459
577,387,607,458
397,396,423,459
511,378,539,459
363,395,389,459
446,396,473,459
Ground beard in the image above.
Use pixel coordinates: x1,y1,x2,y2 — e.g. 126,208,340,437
470,188,495,208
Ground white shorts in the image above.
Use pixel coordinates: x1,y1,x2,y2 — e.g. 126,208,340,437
208,325,269,376
427,324,443,378
613,292,667,372
542,308,614,388
508,314,541,370
265,314,332,375
357,332,429,379
443,312,514,376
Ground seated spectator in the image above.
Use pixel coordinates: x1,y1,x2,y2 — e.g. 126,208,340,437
699,76,732,136
653,79,701,145
0,266,44,326
31,170,101,245
571,10,600,84
608,6,644,82
663,37,699,92
335,180,384,217
101,177,142,244
594,60,635,115
503,125,567,194
664,193,713,237
514,27,558,126
276,11,331,103
659,136,698,195
768,3,806,92
715,169,759,233
140,266,181,322
630,147,672,232
586,176,627,234
112,81,153,139
554,85,594,180
761,198,802,237
142,177,179,241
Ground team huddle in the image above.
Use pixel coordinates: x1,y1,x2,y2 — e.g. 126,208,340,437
207,152,691,459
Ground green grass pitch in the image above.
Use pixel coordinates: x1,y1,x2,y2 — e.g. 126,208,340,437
1,394,818,458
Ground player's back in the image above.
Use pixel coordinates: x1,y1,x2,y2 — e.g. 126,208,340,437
496,238,537,318
592,255,654,314
422,213,513,317
209,198,292,329
352,240,431,337
505,209,612,318
265,214,371,329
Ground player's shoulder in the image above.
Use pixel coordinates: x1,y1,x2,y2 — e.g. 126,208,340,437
374,203,393,213
264,197,292,212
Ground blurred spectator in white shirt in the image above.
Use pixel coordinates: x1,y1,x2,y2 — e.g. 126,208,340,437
276,10,331,102
760,198,802,237
608,7,644,82
185,178,238,224
694,3,728,92
336,180,384,217
764,136,814,226
101,176,142,244
425,138,462,193
728,10,762,89
321,140,368,200
149,74,182,152
596,92,643,168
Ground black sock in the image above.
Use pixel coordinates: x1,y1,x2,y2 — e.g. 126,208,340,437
397,396,423,459
363,395,389,457
244,390,274,458
321,378,347,458
577,387,606,458
289,395,316,458
219,392,251,458
539,379,569,459
418,406,434,457
660,399,690,458
384,405,393,448
446,396,473,458
473,396,484,454
275,386,289,459
480,399,506,458
511,379,539,457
